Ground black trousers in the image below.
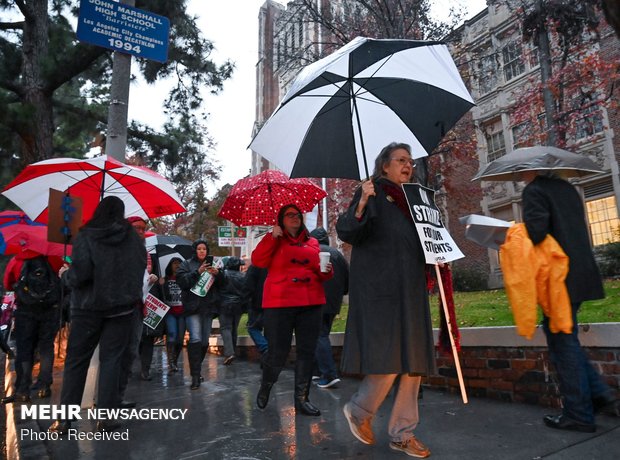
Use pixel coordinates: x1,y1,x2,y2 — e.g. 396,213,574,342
59,309,133,411
263,305,322,369
14,308,60,394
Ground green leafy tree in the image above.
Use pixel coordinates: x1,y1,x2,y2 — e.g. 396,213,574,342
0,0,233,213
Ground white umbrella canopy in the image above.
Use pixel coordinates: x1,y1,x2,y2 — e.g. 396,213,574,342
472,146,604,182
250,37,475,180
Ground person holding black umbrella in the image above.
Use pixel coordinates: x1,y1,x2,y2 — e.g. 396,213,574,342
336,142,435,458
520,171,619,432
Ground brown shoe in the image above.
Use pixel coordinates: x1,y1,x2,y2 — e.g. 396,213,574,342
390,436,431,458
343,402,375,445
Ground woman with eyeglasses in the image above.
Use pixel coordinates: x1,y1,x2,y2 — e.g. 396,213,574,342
251,203,333,416
336,142,435,459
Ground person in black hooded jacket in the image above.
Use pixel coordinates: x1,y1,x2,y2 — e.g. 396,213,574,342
49,196,146,434
308,227,349,388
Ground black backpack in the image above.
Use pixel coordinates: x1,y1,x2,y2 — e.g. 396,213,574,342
14,257,61,307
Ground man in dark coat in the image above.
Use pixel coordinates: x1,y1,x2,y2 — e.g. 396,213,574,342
2,255,60,403
309,227,348,388
522,172,619,432
49,196,146,433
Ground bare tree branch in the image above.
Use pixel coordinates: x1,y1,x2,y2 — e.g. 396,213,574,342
0,21,25,30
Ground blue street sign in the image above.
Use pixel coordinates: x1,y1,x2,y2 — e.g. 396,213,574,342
76,0,170,63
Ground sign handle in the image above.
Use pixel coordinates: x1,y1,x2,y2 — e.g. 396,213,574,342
435,263,468,404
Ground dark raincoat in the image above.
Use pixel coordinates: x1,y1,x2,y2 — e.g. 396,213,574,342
522,175,604,303
336,178,436,375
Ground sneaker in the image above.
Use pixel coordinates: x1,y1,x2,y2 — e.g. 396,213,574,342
389,436,431,458
317,377,341,389
223,355,236,365
343,402,375,445
311,375,321,382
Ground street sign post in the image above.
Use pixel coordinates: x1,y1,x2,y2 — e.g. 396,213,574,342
77,0,170,63
218,226,248,247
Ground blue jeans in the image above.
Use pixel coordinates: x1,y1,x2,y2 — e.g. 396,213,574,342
315,312,338,380
14,308,60,394
543,303,613,424
165,314,185,344
185,312,213,346
247,309,268,354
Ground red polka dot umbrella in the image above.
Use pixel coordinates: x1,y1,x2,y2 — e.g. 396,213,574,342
218,170,327,226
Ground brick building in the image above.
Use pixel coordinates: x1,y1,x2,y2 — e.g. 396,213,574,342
251,0,619,288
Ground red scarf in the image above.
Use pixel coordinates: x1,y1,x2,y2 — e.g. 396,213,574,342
378,179,413,224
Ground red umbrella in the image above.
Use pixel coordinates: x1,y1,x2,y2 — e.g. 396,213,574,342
0,210,42,228
1,155,186,224
218,170,327,226
1,224,70,260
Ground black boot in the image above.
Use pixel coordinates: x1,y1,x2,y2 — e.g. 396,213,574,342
187,342,202,390
166,342,178,373
256,363,281,409
294,360,321,416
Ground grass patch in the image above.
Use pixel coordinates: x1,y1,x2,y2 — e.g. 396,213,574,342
329,279,620,332
235,280,619,334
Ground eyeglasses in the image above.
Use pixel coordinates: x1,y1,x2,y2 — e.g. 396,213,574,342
284,212,302,219
390,157,415,167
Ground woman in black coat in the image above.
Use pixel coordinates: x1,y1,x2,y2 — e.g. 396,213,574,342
336,142,434,458
176,239,223,389
521,171,617,432
49,196,146,433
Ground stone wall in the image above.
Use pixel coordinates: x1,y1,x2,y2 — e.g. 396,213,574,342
221,323,620,408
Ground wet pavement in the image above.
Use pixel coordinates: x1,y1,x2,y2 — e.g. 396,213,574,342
7,346,620,459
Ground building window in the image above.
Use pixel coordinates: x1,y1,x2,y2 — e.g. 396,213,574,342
575,103,604,140
586,196,620,245
502,41,525,82
478,54,499,94
486,131,506,162
511,121,531,149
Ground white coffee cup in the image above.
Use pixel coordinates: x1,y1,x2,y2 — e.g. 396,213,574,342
319,252,331,272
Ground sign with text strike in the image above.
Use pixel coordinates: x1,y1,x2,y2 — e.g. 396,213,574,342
402,183,464,265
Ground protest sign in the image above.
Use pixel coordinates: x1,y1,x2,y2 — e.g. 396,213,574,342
402,183,464,264
143,293,169,330
189,257,224,297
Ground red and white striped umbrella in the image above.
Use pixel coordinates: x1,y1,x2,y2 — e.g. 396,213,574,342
218,170,327,226
2,155,186,223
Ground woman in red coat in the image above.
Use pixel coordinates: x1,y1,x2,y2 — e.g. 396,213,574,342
252,204,332,416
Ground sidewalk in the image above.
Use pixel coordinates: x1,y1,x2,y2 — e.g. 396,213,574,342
7,346,620,460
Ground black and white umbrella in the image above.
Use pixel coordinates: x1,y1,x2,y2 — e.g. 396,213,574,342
145,234,193,277
250,37,475,180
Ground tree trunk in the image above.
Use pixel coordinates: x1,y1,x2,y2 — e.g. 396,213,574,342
19,0,54,165
535,0,558,147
